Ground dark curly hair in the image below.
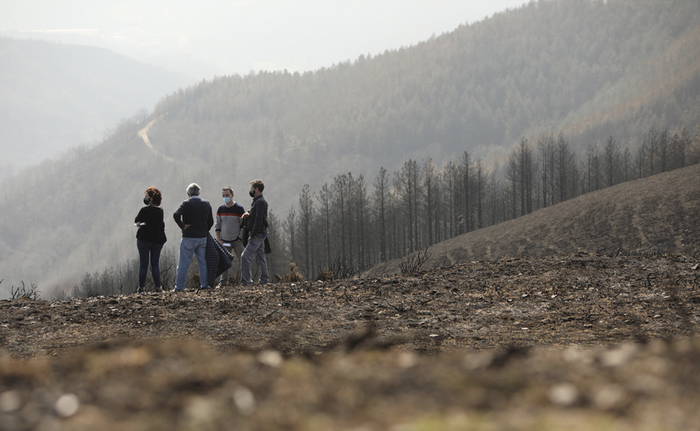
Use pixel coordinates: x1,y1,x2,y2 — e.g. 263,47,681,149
145,186,162,206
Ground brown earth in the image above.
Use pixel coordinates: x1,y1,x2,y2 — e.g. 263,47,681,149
2,252,700,430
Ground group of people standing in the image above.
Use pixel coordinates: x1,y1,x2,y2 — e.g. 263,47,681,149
133,179,270,292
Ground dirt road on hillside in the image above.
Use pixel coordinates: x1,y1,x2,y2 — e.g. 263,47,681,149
137,118,177,163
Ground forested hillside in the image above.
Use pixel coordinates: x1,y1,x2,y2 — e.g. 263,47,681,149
1,0,699,297
147,0,700,177
0,38,191,181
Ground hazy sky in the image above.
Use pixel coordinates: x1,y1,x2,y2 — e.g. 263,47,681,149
1,0,527,79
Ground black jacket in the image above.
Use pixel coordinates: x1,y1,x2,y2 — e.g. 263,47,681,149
173,196,214,238
135,205,167,244
246,194,268,237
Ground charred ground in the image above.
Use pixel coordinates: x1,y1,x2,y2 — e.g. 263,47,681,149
2,252,700,430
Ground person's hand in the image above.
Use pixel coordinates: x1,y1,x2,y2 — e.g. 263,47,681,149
242,212,250,219
183,224,191,230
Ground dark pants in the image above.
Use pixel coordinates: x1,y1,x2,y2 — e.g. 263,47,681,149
137,239,164,288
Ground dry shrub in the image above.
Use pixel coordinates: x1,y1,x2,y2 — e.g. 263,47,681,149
316,268,334,282
10,281,40,301
399,247,431,276
279,263,304,282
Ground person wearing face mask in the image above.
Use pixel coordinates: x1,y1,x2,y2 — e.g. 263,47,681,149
214,186,245,287
134,186,167,292
240,179,270,286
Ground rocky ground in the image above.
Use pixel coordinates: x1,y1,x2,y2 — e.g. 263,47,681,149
2,252,700,430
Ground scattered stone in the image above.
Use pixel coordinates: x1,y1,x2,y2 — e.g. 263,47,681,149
548,383,579,407
257,350,283,368
601,344,637,367
233,386,256,415
594,384,628,411
0,390,22,413
55,393,80,418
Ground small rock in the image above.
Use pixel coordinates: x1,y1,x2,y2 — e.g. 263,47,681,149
55,393,80,418
601,344,637,367
0,390,22,413
233,386,256,415
594,384,627,410
397,352,418,368
548,383,579,407
257,349,283,368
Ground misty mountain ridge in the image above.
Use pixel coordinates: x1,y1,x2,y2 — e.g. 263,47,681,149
0,38,193,181
1,0,699,297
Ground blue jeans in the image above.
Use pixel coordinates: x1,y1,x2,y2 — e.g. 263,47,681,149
175,237,208,290
240,236,269,285
137,240,164,288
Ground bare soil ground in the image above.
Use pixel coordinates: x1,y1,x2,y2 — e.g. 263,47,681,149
2,252,700,430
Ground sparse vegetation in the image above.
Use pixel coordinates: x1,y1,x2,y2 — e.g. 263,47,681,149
316,268,334,282
287,127,700,281
9,281,40,301
277,262,304,283
399,247,431,276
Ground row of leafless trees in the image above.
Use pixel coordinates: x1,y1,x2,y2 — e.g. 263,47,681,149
284,126,700,279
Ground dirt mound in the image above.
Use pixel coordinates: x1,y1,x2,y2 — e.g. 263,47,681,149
366,164,700,277
1,252,700,429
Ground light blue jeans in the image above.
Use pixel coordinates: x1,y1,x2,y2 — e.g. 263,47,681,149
175,237,208,290
240,236,269,285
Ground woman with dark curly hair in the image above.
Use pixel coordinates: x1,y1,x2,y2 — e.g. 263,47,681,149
134,186,167,292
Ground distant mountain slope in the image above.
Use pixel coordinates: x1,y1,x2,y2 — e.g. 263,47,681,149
366,164,700,276
147,0,700,189
0,38,192,180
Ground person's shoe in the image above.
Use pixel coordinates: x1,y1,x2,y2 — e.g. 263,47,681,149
136,286,143,293
155,286,164,292
171,288,185,293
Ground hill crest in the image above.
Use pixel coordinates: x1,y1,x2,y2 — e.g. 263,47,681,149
366,163,700,276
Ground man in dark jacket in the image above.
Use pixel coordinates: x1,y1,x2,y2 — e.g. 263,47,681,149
240,179,270,286
172,183,214,292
